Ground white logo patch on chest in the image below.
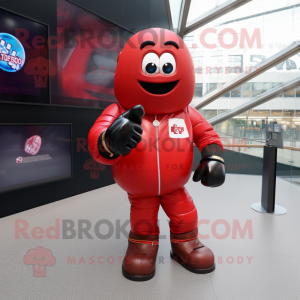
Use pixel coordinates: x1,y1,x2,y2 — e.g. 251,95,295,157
168,118,189,138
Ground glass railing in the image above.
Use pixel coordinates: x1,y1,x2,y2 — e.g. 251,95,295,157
214,124,300,148
187,0,229,24
194,131,300,187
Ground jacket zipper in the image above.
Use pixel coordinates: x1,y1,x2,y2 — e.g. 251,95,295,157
154,115,161,196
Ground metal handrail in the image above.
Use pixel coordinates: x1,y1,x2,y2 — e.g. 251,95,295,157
222,144,300,151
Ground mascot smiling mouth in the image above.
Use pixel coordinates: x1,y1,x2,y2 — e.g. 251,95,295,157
138,80,179,95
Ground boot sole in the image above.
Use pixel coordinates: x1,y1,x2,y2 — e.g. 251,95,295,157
170,250,215,274
122,267,155,282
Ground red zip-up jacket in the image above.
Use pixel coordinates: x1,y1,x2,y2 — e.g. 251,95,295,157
88,103,222,197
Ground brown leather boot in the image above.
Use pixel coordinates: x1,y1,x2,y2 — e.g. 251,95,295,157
170,228,215,274
122,231,159,281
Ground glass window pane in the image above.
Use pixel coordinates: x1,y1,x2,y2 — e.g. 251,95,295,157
183,36,194,42
250,55,265,67
193,55,203,74
169,0,182,31
284,89,295,97
252,83,263,97
220,83,230,98
210,56,223,73
243,83,252,97
296,87,300,97
259,110,270,117
206,83,218,94
252,83,272,97
275,58,298,71
222,92,230,98
203,110,217,119
272,82,283,88
283,110,294,117
231,85,242,97
228,55,243,74
251,110,259,117
271,110,283,117
242,111,250,117
218,109,229,115
194,83,203,97
264,7,294,45
195,67,203,74
187,0,228,23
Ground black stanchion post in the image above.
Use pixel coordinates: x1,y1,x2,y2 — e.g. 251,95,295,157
251,139,287,215
261,146,277,213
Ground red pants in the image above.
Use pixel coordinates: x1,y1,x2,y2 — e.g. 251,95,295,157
128,187,198,235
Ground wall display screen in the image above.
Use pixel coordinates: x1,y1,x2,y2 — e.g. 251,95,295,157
52,0,133,108
0,124,72,193
0,8,50,104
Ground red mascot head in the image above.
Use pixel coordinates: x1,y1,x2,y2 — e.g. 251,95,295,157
114,28,195,114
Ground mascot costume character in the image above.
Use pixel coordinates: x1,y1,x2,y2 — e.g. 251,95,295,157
88,28,225,281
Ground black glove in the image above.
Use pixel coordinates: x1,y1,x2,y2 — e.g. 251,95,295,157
99,105,144,158
193,144,225,187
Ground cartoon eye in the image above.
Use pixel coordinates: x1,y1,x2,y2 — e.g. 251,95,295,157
42,257,46,260
43,67,47,71
34,257,37,260
160,53,176,75
142,53,159,75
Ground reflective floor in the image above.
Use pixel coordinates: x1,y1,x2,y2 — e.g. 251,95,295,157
279,175,300,186
0,174,299,300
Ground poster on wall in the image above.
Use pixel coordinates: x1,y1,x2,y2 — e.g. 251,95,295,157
0,8,50,104
274,124,281,132
0,124,72,193
52,0,133,108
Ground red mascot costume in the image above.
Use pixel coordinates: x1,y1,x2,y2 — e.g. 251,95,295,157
88,28,225,281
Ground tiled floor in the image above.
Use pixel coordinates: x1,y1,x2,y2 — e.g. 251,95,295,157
0,174,299,300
